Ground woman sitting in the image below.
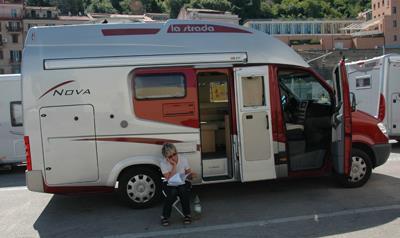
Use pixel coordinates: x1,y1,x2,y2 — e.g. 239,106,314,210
160,143,193,226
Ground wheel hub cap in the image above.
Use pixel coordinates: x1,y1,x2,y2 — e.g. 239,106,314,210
349,156,367,183
126,174,156,203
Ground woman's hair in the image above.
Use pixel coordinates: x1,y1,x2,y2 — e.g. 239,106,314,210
162,143,177,157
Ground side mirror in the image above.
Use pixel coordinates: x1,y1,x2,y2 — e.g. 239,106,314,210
350,92,356,112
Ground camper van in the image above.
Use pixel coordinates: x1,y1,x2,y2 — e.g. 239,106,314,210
22,20,390,208
0,74,24,167
346,54,400,139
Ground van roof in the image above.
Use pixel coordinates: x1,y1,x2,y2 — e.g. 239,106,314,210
24,20,309,68
0,74,20,82
346,53,400,66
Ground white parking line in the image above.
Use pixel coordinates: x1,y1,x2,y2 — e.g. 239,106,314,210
0,186,27,192
106,204,400,238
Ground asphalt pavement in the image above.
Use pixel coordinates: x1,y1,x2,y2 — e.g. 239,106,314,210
1,144,400,238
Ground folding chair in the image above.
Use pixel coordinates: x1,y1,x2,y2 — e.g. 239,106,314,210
161,180,192,217
162,190,184,217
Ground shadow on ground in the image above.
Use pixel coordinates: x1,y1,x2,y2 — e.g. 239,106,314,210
33,172,400,238
0,165,26,187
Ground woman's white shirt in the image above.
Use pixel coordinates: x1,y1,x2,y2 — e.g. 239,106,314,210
160,155,190,177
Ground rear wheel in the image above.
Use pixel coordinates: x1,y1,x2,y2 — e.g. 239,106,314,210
118,167,162,208
338,148,372,188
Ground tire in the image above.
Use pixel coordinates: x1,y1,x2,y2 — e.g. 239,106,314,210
338,148,372,188
118,167,162,209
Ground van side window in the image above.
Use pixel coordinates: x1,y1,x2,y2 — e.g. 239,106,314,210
355,76,371,89
242,76,265,107
10,101,23,127
134,74,186,99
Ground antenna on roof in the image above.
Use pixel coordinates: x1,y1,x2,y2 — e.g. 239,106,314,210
102,19,108,24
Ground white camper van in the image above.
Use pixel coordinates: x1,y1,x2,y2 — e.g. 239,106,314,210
346,54,400,139
0,74,24,167
23,20,390,208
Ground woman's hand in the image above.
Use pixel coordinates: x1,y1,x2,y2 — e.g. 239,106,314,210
167,158,177,166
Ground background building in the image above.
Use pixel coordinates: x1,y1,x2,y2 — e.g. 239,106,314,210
23,6,90,45
0,0,23,74
177,8,239,24
244,19,363,50
246,0,399,50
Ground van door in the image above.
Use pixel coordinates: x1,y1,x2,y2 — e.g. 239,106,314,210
332,60,352,176
40,104,99,185
234,66,276,181
391,93,400,134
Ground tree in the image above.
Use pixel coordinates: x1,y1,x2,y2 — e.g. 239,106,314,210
51,0,85,15
186,0,231,12
230,0,263,22
85,0,118,13
120,0,144,14
26,0,52,6
164,0,190,18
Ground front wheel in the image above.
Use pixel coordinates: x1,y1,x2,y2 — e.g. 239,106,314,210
118,167,162,208
338,148,373,188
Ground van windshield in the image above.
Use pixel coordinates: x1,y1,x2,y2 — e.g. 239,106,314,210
279,71,331,105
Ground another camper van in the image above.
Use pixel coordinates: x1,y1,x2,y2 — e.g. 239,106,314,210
346,54,400,139
23,20,390,208
0,74,24,167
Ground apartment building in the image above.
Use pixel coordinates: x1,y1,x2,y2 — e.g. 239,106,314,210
23,6,89,42
372,0,400,46
0,3,90,74
0,0,23,74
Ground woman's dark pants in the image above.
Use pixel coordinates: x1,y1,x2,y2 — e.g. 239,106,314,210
162,182,191,218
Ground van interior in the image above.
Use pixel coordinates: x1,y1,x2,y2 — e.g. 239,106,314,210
278,69,333,171
197,71,233,180
196,68,334,179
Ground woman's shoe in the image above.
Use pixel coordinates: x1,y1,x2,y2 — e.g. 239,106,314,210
183,215,192,225
161,217,170,226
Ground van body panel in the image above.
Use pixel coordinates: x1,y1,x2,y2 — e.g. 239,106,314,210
21,21,389,202
0,74,24,165
346,54,400,138
26,170,44,192
40,105,99,185
352,110,389,145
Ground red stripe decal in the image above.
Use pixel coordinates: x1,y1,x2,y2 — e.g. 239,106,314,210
77,137,181,145
167,24,251,34
102,28,160,36
39,80,75,99
44,185,114,194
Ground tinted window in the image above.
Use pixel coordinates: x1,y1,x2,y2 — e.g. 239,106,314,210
10,101,22,127
356,76,371,89
134,74,186,99
242,76,265,107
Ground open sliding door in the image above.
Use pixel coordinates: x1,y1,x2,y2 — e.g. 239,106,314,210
234,66,276,182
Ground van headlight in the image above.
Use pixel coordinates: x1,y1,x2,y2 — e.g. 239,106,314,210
378,123,388,137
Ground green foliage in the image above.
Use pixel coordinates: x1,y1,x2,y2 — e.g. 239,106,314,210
164,0,190,18
50,0,85,14
85,0,117,13
290,38,320,45
26,0,52,6
185,0,231,12
25,0,371,20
